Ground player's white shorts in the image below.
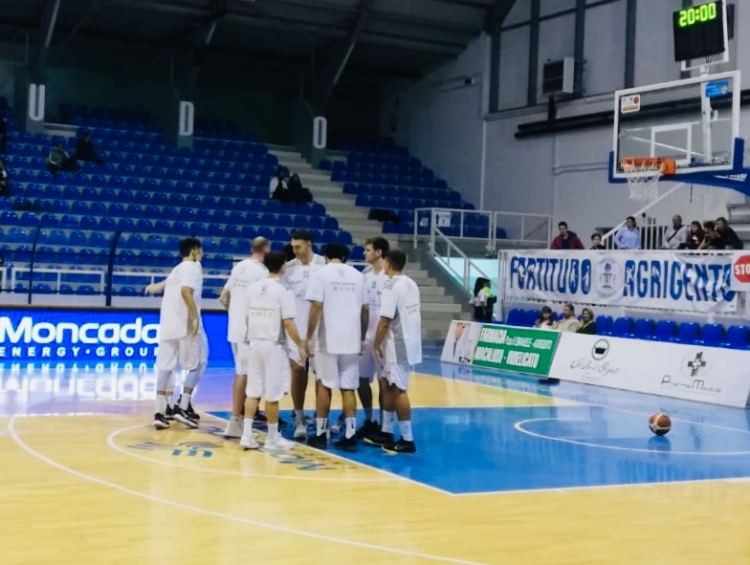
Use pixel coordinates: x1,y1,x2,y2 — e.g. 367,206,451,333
231,342,250,375
243,340,291,402
358,339,380,382
156,330,208,372
287,340,316,373
316,352,359,390
382,363,411,392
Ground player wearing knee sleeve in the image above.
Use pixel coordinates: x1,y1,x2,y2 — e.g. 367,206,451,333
219,237,270,438
239,251,305,451
304,242,366,452
146,237,204,430
283,229,326,439
366,249,422,454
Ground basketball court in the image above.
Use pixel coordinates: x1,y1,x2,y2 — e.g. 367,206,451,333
2,359,750,565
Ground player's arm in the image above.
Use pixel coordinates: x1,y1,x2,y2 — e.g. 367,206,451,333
145,279,167,295
307,301,322,343
181,286,200,337
373,316,391,364
219,288,230,309
304,271,324,351
361,304,369,341
283,319,305,359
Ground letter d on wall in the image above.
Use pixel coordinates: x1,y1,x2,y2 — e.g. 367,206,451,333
313,116,327,149
179,101,194,137
28,84,45,122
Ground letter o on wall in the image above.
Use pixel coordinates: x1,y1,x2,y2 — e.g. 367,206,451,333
313,116,327,149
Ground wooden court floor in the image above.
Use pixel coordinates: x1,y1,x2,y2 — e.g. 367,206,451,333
1,368,749,565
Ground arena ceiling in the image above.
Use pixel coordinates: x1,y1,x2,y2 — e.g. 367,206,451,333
0,0,515,79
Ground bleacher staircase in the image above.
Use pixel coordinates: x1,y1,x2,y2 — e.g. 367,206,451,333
268,144,469,340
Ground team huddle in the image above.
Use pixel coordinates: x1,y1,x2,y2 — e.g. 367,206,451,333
146,230,423,455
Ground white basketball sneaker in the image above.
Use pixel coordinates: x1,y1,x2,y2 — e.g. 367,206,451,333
265,436,295,451
293,418,308,439
239,432,259,450
222,417,243,439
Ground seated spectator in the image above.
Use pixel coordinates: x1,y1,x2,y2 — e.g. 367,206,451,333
287,172,313,204
680,221,704,250
471,277,495,322
534,306,558,330
700,221,724,250
269,168,288,201
614,216,641,249
551,222,584,250
662,215,689,249
590,233,605,250
0,158,8,197
576,308,597,334
75,131,104,165
47,143,78,179
716,217,744,250
557,304,580,332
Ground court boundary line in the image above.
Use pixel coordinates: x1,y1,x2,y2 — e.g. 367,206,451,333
7,413,494,565
108,423,397,483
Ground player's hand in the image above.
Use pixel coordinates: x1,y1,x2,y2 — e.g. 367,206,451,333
302,340,312,359
298,341,308,363
188,317,199,338
145,284,158,295
374,347,384,367
360,341,366,356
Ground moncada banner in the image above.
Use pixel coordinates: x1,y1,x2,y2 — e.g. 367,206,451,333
504,251,737,313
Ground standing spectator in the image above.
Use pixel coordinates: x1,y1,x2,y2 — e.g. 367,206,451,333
614,216,641,249
716,217,744,250
0,158,9,197
534,306,558,330
662,215,689,249
576,308,597,335
269,167,288,201
47,143,78,179
287,173,313,204
681,221,704,250
551,222,584,250
471,278,495,322
75,131,104,166
556,304,580,332
590,233,605,250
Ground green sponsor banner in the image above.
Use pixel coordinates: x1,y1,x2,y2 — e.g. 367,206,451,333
471,324,559,376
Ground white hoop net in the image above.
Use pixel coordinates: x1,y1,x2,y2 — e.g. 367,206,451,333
621,160,664,202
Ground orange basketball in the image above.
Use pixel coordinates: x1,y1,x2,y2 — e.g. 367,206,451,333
648,413,671,436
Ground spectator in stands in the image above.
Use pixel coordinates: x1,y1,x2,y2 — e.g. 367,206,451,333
0,158,9,197
471,278,495,322
551,222,584,250
287,173,312,204
576,308,597,335
681,221,704,250
662,215,689,249
614,216,641,249
716,217,744,250
700,221,724,250
557,304,580,332
590,233,605,250
270,167,288,201
47,143,78,179
75,131,104,166
534,306,558,330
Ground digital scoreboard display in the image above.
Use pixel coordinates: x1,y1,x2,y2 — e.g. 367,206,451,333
673,1,726,62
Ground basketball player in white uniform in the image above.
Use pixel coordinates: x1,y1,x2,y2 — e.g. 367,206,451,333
368,249,422,454
219,237,270,438
283,229,326,439
305,242,366,452
240,251,306,451
147,237,208,430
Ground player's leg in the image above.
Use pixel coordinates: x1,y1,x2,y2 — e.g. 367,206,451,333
363,367,399,447
173,331,206,428
308,352,336,449
355,343,380,438
288,339,309,439
154,339,179,429
223,342,247,438
240,341,264,450
333,354,360,452
263,343,294,451
382,365,416,454
165,370,177,420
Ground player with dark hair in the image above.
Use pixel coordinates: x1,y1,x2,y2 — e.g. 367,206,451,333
146,237,207,430
284,229,326,439
305,242,365,451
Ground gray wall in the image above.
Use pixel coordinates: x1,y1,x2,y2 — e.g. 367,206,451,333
384,1,750,241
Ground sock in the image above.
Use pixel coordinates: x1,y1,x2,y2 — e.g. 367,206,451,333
295,409,305,423
316,417,327,436
382,410,395,433
166,394,175,409
345,417,356,439
179,392,192,410
399,420,413,442
243,418,254,437
155,394,167,415
268,423,279,442
364,408,373,421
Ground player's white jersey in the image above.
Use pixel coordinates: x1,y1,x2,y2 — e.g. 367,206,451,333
246,278,296,344
224,258,268,343
362,264,389,337
283,254,326,338
305,263,365,355
380,274,422,366
159,260,203,341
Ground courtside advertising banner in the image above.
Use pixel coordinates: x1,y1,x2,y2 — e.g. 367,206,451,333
504,251,737,313
441,320,558,377
550,332,750,408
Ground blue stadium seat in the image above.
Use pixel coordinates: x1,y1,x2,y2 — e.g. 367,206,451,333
76,285,97,295
202,288,219,299
628,318,654,340
68,230,88,246
610,317,634,338
350,245,365,262
722,325,750,349
649,320,676,341
697,323,724,347
506,308,525,326
671,322,700,344
522,309,539,327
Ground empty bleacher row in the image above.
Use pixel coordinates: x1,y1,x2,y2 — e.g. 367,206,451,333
505,308,750,350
